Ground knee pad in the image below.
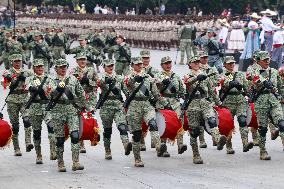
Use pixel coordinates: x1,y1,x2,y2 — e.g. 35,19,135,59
207,117,217,129
190,127,200,138
103,128,112,139
132,130,142,142
117,124,128,136
56,137,65,148
278,120,284,132
33,130,41,140
47,122,54,134
70,131,79,144
22,117,31,128
258,127,268,137
237,115,247,128
148,118,158,131
12,124,19,134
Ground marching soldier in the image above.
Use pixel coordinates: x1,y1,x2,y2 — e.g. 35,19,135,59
97,59,132,160
183,55,227,164
2,54,34,156
246,51,284,160
52,27,68,60
48,59,88,172
124,57,167,167
155,56,187,157
28,31,52,73
108,35,131,76
25,59,57,164
70,52,98,153
220,56,254,154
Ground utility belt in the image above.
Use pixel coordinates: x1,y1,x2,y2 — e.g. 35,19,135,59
227,91,241,95
11,90,28,94
133,97,149,101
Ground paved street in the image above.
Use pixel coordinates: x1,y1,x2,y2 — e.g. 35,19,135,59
0,48,284,189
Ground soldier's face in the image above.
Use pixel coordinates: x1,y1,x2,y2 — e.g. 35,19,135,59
200,56,208,64
161,62,172,72
142,57,150,67
56,65,67,76
189,61,200,71
33,65,44,75
116,37,123,45
207,32,214,38
77,58,87,68
104,65,114,74
12,60,22,69
258,59,270,69
224,63,234,72
133,63,143,72
79,40,87,46
34,35,40,41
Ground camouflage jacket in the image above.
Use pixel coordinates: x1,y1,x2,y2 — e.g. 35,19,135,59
48,74,87,116
108,43,131,62
200,64,219,87
143,66,160,78
67,44,100,57
2,68,33,104
28,40,51,60
52,32,68,47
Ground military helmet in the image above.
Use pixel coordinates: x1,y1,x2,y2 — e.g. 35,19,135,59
188,55,200,64
253,50,260,60
9,54,22,62
199,51,208,58
131,57,143,65
78,35,87,41
33,59,45,67
224,56,236,64
75,52,87,60
54,59,69,67
140,50,150,58
257,51,270,61
103,59,115,67
161,56,172,64
34,30,43,36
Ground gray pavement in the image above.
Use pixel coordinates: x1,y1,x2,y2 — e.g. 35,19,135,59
0,48,284,189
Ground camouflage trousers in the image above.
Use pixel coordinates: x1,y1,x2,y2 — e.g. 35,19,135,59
100,100,129,150
115,61,130,76
7,102,32,150
186,99,222,147
179,39,197,63
86,92,97,111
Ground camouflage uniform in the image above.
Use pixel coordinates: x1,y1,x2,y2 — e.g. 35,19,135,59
246,51,284,160
155,56,187,157
48,59,87,172
184,55,227,164
125,57,167,167
52,30,68,60
2,54,33,156
220,56,254,154
71,52,98,153
25,59,57,164
98,59,132,160
109,40,131,76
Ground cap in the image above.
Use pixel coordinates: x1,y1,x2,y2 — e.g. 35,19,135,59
140,50,150,58
188,55,200,64
132,57,143,65
75,52,87,60
103,59,115,66
9,54,22,62
257,51,270,61
161,56,172,64
54,59,69,67
224,56,236,64
33,59,45,66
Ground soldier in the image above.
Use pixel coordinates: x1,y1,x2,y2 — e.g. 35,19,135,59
108,35,131,76
65,35,100,68
28,31,52,73
198,51,219,148
2,54,34,156
195,29,224,74
246,51,284,160
70,52,98,153
48,59,87,172
52,27,68,60
25,59,57,164
183,55,227,164
139,50,159,150
155,56,187,157
219,56,254,154
178,20,197,65
124,57,167,167
97,59,132,160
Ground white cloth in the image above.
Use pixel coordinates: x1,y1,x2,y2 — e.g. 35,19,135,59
273,30,284,45
227,21,245,50
248,20,258,29
260,16,279,31
218,26,229,44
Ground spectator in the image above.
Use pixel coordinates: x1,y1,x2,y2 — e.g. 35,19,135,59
193,7,197,16
245,4,251,14
80,4,86,14
197,9,203,16
186,8,192,16
154,6,159,15
131,8,135,15
115,7,119,15
94,4,101,14
160,4,165,15
145,8,153,15
221,9,228,17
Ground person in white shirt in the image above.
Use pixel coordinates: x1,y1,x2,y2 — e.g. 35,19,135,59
271,27,284,69
260,9,280,52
